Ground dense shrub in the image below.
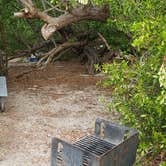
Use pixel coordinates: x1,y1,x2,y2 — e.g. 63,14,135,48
96,0,166,165
101,56,165,154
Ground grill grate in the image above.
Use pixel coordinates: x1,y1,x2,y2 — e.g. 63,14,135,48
56,135,115,166
74,135,115,156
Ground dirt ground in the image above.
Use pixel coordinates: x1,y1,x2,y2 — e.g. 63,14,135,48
0,61,115,166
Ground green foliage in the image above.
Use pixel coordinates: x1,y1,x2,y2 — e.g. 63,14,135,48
101,57,165,154
0,0,51,55
98,0,166,164
131,15,166,55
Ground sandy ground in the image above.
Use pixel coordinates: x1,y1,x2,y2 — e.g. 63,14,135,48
0,61,115,166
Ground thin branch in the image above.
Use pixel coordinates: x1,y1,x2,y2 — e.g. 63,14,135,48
43,6,65,13
41,0,47,10
37,54,49,66
43,0,65,13
97,32,111,51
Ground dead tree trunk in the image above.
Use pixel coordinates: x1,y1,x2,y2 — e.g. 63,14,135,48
84,46,99,75
0,20,8,76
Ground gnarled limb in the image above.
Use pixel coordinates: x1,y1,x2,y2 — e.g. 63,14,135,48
14,0,109,40
37,40,87,66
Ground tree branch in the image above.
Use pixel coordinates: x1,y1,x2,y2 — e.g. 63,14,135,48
14,1,110,40
37,40,87,66
97,32,111,51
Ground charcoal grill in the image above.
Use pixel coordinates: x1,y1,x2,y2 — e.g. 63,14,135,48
51,119,139,166
0,76,8,112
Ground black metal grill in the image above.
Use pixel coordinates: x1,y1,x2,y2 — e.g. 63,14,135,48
51,119,139,166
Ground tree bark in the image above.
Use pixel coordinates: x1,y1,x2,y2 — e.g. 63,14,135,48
0,20,8,76
84,46,99,75
14,0,109,40
37,40,87,66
